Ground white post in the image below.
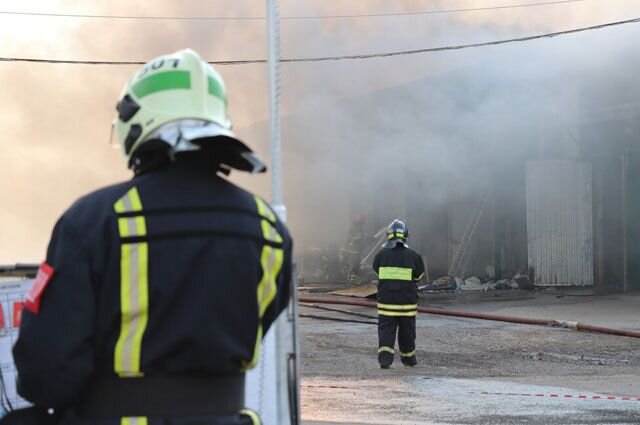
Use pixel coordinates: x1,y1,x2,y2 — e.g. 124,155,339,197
267,0,286,223
266,2,299,422
244,1,298,424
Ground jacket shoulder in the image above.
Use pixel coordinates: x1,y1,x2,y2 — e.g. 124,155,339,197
65,181,136,217
235,186,291,242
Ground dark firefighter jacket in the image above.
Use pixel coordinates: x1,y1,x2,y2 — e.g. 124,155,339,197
12,156,293,412
373,244,425,317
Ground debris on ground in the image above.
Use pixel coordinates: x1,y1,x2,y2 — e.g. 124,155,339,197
461,276,483,290
330,282,378,298
419,276,457,291
514,274,534,289
417,274,532,293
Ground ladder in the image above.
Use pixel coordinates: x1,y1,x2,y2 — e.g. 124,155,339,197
448,187,492,277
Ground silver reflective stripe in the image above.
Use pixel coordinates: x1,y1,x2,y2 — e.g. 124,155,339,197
122,244,140,373
127,217,137,236
121,192,133,211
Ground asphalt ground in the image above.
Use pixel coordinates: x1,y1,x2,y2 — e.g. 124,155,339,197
299,291,640,424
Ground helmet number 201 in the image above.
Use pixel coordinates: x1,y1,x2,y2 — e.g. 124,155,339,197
137,58,181,80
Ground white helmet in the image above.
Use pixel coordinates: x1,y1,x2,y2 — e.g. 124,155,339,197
114,48,265,173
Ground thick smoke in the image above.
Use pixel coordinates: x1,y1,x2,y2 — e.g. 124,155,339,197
1,0,639,266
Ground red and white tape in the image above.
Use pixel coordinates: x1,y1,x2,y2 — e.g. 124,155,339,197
302,385,352,390
301,385,640,402
470,391,640,401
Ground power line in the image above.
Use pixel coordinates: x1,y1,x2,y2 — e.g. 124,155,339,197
0,0,591,21
0,16,638,66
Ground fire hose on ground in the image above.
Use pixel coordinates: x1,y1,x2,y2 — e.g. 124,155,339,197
298,295,640,339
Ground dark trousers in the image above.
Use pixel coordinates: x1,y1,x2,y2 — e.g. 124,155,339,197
377,315,416,366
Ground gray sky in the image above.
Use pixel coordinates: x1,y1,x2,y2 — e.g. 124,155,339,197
1,0,640,262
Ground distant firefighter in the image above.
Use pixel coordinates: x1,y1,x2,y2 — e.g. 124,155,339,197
373,219,425,369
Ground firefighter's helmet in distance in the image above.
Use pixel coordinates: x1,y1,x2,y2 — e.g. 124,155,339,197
384,219,409,248
114,48,265,174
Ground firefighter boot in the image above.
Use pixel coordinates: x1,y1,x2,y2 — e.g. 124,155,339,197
378,351,393,369
401,354,417,367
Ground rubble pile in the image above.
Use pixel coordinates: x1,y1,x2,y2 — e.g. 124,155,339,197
419,273,534,293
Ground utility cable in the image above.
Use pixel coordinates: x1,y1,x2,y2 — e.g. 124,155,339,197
0,16,638,66
0,1,592,21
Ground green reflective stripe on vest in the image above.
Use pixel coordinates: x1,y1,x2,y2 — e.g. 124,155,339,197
378,310,417,317
378,266,412,281
378,346,395,354
132,71,191,99
114,187,149,377
121,417,148,425
244,197,284,370
377,303,417,311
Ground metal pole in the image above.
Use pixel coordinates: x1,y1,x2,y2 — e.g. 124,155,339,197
267,0,286,222
266,2,299,424
622,152,628,292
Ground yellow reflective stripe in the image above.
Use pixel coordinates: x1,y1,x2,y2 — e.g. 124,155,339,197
414,272,425,281
378,310,417,317
114,244,132,374
114,187,148,377
261,219,283,243
240,408,261,425
114,187,144,213
257,246,283,317
115,242,149,376
242,324,263,371
254,196,276,223
118,218,130,237
246,196,284,370
121,417,147,425
128,187,143,211
377,303,418,310
378,346,394,354
117,216,147,237
115,199,126,214
401,350,416,357
378,267,412,281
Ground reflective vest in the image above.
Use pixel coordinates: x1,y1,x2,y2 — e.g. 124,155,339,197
373,245,425,317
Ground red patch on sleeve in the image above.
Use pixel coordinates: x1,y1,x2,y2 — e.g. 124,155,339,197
0,303,5,331
24,262,55,314
13,302,24,327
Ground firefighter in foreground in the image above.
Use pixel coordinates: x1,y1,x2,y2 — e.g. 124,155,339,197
373,219,424,369
11,49,292,425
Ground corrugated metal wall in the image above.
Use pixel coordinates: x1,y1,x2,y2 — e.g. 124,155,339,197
526,161,593,286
